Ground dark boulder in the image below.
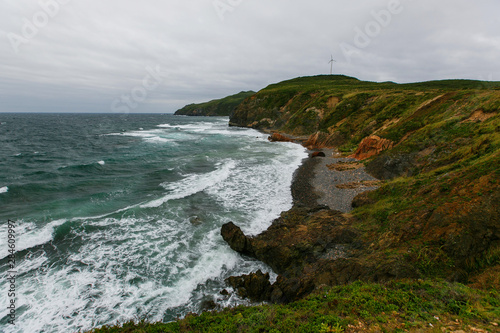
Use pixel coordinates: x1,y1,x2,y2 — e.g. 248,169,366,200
199,298,217,311
268,133,294,142
221,222,254,255
270,276,315,303
226,270,272,302
311,151,326,158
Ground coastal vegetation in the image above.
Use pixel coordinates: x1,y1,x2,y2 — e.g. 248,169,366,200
174,91,255,116
87,75,499,332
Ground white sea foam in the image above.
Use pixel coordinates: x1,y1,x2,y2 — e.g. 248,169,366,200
0,219,68,260
0,214,260,333
98,160,105,165
0,186,8,193
157,121,216,130
108,129,179,144
207,141,307,235
141,160,236,208
158,121,268,140
0,117,306,333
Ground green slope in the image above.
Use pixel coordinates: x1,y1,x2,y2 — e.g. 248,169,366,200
230,74,500,284
230,75,500,138
174,90,255,116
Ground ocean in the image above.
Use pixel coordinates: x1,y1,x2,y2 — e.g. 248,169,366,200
0,113,307,333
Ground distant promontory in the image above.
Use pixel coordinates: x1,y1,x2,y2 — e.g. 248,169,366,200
174,90,255,116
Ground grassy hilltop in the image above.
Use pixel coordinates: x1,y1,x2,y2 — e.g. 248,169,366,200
174,90,255,116
89,76,500,332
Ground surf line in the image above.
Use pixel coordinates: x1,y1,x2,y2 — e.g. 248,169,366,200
6,219,17,325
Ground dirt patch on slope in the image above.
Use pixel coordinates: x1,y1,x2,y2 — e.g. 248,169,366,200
462,109,497,123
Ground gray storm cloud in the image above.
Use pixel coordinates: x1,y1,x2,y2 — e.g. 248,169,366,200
0,0,498,113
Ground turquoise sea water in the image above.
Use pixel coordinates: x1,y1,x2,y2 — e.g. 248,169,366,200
0,114,307,333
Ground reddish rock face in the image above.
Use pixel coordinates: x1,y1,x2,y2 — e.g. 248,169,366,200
303,131,344,149
268,133,294,142
349,135,394,160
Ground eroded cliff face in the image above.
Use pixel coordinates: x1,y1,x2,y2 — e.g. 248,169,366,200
223,75,500,303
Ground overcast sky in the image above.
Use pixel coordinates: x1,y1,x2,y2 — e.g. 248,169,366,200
1,0,499,113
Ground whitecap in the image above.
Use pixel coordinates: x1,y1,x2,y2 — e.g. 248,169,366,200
144,136,175,144
98,161,105,166
0,186,8,194
140,160,236,208
206,140,307,235
0,219,67,260
108,129,177,144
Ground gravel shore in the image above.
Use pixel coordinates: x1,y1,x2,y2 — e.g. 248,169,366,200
291,148,380,212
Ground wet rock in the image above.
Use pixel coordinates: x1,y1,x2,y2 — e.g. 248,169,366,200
226,270,272,302
270,276,315,303
199,298,217,311
268,133,294,142
221,205,421,303
311,151,326,158
189,216,202,225
221,222,254,255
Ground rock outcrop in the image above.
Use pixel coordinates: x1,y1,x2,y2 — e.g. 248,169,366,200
303,131,345,149
226,270,272,302
348,135,394,160
221,222,253,255
222,206,419,303
268,133,294,143
311,151,326,158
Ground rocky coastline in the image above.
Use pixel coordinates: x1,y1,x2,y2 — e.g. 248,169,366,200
89,76,500,332
220,134,417,304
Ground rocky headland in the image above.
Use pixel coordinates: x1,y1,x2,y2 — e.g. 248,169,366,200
220,75,500,306
174,90,255,116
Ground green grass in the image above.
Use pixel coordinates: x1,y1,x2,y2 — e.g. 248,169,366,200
86,280,499,333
